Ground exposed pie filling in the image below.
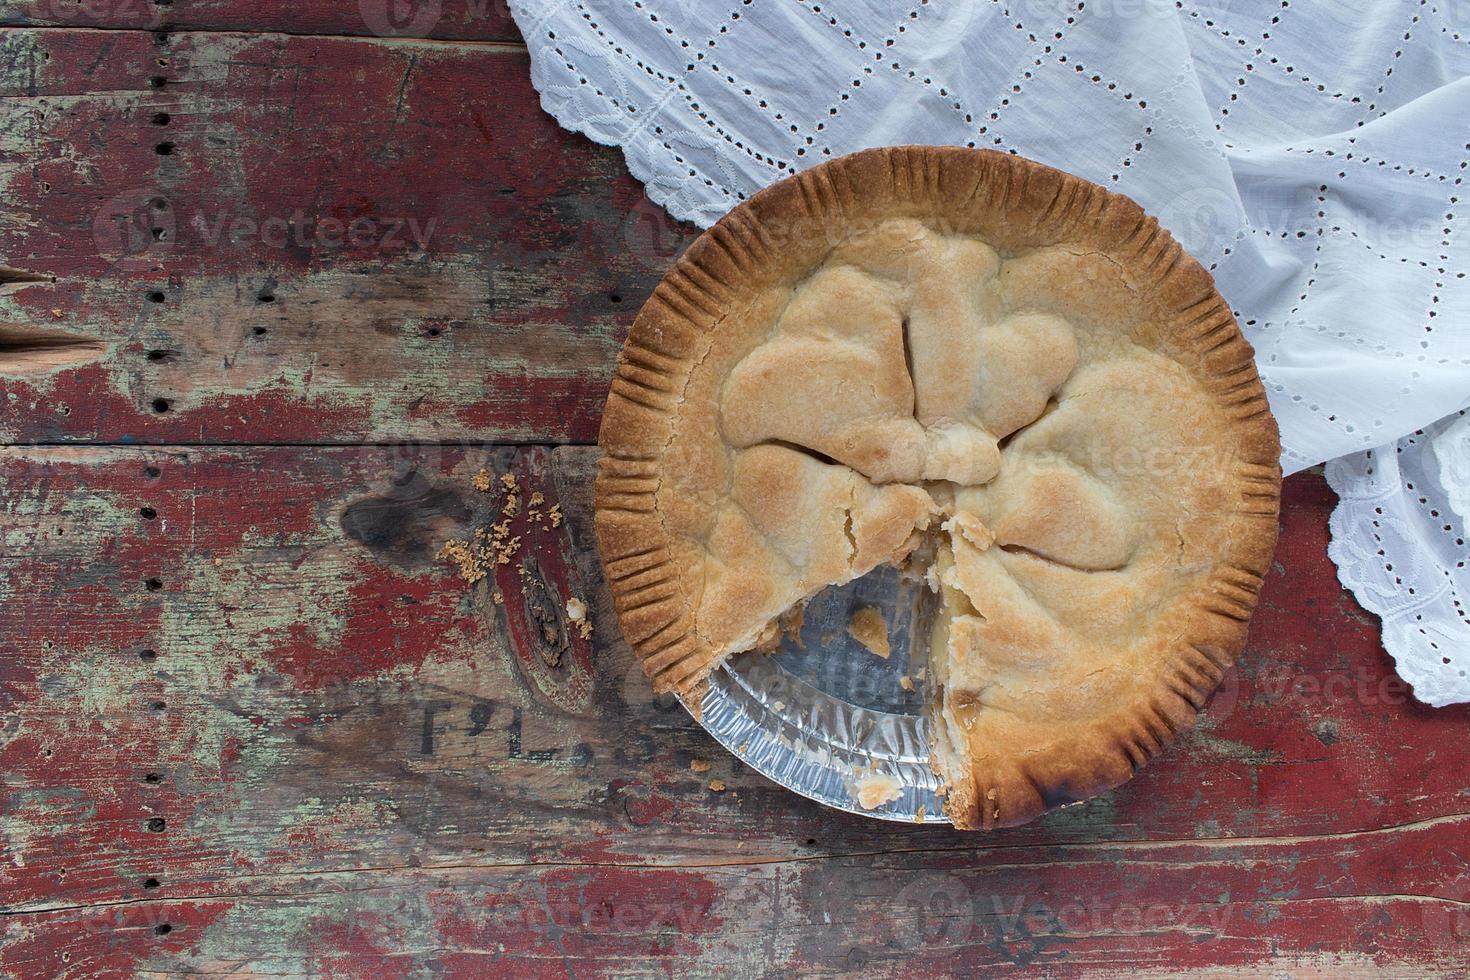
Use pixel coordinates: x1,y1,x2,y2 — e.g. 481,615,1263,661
596,148,1280,829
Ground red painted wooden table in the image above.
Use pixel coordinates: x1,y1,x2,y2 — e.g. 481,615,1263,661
2,7,1468,977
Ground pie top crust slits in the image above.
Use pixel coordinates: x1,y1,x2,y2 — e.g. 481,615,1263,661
595,146,1281,830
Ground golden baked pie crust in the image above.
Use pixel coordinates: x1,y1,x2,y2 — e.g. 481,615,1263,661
595,146,1281,830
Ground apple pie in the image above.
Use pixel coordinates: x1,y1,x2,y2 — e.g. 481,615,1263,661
595,146,1280,829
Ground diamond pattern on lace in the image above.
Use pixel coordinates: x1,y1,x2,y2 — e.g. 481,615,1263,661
511,0,1470,703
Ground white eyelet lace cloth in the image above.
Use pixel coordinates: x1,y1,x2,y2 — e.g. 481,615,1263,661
507,0,1470,705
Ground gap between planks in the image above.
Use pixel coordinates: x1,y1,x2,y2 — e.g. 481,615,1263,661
0,440,598,449
5,809,1469,918
0,23,528,51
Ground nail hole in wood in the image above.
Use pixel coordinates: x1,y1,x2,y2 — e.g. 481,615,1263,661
426,327,441,337
139,649,158,662
151,112,171,126
140,506,157,519
151,700,167,712
257,292,274,303
143,772,162,784
609,293,623,303
148,76,167,89
155,142,175,156
146,817,166,832
154,924,172,936
145,577,163,591
146,350,170,362
151,398,170,413
151,227,167,241
253,326,268,336
143,877,160,889
144,466,161,479
147,291,165,303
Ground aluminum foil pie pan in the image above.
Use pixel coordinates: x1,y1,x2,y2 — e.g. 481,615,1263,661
680,564,950,824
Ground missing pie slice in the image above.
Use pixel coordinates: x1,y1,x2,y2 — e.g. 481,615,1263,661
595,147,1280,829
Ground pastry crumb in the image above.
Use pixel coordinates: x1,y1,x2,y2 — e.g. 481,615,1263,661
548,504,563,527
437,539,487,584
564,597,592,639
472,469,492,492
847,606,891,658
690,758,711,773
779,603,806,648
915,805,926,824
854,773,903,810
492,591,504,605
945,511,995,551
708,779,726,792
899,674,914,691
753,619,782,653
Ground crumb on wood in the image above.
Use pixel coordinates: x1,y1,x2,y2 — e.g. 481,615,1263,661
549,504,563,527
472,469,492,492
565,596,593,639
492,591,504,605
915,805,926,824
437,539,487,584
708,779,726,792
529,491,545,506
690,758,711,773
899,674,914,691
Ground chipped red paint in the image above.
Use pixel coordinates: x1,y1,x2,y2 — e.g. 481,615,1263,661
1,29,647,445
492,448,598,716
2,19,1468,978
259,562,477,689
6,0,521,41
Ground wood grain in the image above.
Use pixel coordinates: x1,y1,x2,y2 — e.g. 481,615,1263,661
2,21,1465,979
0,28,693,444
0,445,1467,974
3,0,522,42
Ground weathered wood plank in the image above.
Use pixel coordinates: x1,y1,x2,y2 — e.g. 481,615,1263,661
2,834,1468,978
0,446,1466,973
0,28,695,445
3,0,522,42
